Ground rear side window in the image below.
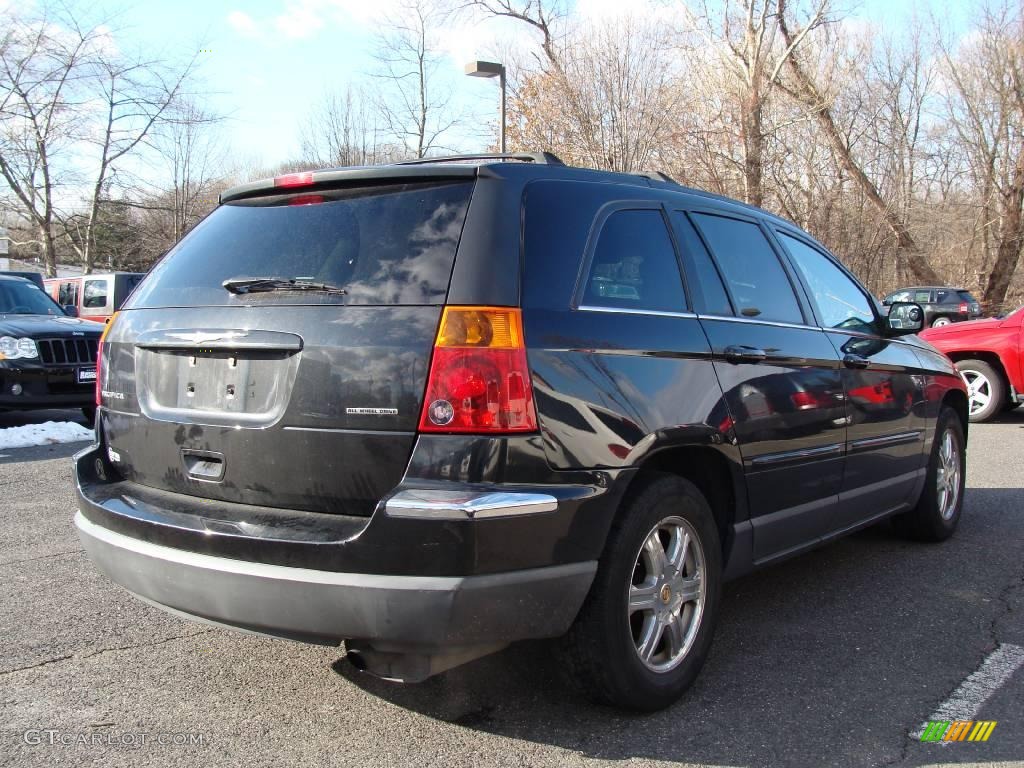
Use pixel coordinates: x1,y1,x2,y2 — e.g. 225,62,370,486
692,213,803,324
671,212,732,316
129,181,473,308
580,209,686,312
914,290,932,303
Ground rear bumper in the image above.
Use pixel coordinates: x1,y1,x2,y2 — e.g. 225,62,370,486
76,510,594,648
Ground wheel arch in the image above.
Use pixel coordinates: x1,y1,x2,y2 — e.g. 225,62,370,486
941,388,969,442
623,444,746,568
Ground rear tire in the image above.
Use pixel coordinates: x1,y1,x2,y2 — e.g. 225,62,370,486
892,407,965,541
561,473,721,711
931,317,952,328
955,359,1005,422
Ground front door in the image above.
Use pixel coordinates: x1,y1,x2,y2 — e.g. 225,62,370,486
773,230,926,533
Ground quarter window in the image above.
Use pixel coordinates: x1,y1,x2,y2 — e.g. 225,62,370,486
581,209,686,312
778,232,876,333
691,213,803,324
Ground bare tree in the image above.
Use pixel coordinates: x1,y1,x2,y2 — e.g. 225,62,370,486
0,4,200,275
775,0,941,285
0,7,97,276
373,0,460,158
940,2,1024,312
686,0,831,207
299,86,401,167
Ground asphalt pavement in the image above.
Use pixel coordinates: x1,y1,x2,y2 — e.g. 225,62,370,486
0,408,1022,768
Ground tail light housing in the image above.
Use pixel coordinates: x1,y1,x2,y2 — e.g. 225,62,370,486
95,312,119,406
959,302,969,313
418,307,537,433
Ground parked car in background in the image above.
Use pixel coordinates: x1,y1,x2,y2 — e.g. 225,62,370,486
882,286,982,328
0,270,45,291
75,154,968,712
920,305,1023,422
0,274,103,422
44,272,145,323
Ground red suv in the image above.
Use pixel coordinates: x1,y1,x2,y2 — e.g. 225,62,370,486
920,305,1023,422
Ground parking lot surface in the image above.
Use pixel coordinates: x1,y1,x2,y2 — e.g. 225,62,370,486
1,408,1022,768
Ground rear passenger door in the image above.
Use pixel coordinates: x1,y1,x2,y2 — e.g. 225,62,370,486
774,230,926,530
676,210,846,564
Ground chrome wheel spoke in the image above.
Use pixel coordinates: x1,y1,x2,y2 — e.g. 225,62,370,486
644,531,668,574
676,575,701,604
637,614,665,661
629,581,660,613
663,613,686,659
666,529,689,574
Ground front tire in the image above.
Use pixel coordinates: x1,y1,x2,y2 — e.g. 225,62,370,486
561,473,722,711
955,359,1005,422
892,407,966,541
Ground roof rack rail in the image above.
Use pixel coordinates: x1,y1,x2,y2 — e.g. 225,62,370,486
393,152,565,166
633,170,680,184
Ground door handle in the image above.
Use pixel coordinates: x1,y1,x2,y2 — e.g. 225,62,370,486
724,345,768,363
843,353,870,369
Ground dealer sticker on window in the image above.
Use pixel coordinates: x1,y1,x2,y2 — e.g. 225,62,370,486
77,368,97,383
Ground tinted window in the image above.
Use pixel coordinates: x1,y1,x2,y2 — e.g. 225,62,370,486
672,212,732,316
58,282,78,307
129,181,473,308
778,233,876,333
581,209,686,312
83,279,108,309
691,213,802,324
957,291,978,304
884,290,911,304
0,279,66,315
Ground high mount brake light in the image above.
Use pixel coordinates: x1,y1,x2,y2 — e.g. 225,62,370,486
274,172,314,188
418,307,538,433
95,312,119,406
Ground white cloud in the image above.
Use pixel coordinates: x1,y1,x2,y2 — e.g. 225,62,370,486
274,0,328,39
227,10,261,38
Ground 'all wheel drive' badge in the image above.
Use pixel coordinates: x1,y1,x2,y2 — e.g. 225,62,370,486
345,407,399,416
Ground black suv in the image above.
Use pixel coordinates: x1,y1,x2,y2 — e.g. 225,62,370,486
882,286,983,327
1,274,102,420
75,154,968,711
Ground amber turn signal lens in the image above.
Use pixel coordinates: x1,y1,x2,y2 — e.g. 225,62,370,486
435,307,521,349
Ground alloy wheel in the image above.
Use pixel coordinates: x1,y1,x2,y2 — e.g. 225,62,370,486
961,370,992,416
936,427,961,520
628,516,706,673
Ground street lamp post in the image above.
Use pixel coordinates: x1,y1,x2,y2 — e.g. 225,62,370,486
464,60,506,153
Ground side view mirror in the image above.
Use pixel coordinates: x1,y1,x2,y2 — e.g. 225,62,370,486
886,302,923,335
63,305,79,317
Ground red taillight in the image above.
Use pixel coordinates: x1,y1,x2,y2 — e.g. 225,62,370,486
418,307,537,433
959,302,969,313
274,171,314,188
288,194,324,206
95,312,119,406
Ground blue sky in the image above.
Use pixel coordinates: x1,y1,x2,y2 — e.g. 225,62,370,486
94,0,975,173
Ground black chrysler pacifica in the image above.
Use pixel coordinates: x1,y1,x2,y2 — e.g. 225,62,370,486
75,154,968,711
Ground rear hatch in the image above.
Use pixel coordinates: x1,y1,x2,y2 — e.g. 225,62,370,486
957,290,982,316
99,175,475,515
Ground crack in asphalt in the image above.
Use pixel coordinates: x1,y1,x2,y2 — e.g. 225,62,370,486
0,548,84,567
0,629,215,678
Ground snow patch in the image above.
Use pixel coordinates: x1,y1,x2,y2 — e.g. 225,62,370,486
0,421,94,449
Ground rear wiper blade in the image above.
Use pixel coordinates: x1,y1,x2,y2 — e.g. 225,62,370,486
223,277,347,295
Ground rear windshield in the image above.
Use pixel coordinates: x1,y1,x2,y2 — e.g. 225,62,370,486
957,291,978,303
128,181,473,308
